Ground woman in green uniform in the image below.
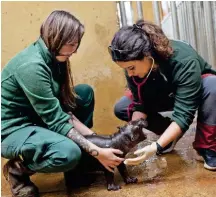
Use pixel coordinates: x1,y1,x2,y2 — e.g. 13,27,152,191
1,10,123,197
109,20,216,170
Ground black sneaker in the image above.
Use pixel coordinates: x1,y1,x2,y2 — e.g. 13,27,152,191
198,149,216,171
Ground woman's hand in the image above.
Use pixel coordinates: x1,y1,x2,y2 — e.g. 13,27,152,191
96,148,124,173
67,128,123,172
124,142,157,166
132,111,147,121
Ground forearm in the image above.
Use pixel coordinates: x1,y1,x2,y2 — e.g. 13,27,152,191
69,113,94,136
157,121,182,148
67,128,100,157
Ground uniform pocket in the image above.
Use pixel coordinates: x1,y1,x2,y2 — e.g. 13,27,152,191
1,144,16,159
1,127,36,159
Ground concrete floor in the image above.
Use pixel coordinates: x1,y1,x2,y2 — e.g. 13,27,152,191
1,122,216,197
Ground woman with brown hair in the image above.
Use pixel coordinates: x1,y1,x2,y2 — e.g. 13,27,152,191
109,20,216,170
1,10,123,197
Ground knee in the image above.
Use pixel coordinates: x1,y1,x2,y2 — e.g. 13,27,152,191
114,102,121,119
50,140,82,172
202,76,216,97
64,143,82,171
209,87,216,98
75,84,94,106
114,101,125,120
201,77,216,108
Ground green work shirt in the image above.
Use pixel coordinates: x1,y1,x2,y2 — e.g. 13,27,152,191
126,40,216,132
1,38,73,140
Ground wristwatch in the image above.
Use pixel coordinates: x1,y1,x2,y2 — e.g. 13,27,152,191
156,142,164,155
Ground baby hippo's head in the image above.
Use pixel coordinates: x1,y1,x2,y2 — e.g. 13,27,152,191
119,118,147,151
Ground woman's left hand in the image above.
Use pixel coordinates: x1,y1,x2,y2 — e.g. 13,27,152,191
124,142,157,165
96,148,124,173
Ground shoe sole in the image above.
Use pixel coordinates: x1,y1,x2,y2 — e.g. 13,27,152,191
204,163,216,171
196,158,216,171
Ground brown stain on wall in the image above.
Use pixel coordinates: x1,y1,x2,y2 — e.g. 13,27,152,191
1,1,126,135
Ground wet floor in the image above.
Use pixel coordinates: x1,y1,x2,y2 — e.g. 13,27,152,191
1,121,216,197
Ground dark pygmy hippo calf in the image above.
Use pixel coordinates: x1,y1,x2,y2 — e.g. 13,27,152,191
65,119,147,191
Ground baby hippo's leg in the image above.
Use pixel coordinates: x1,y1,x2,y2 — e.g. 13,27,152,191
117,163,138,184
104,170,121,191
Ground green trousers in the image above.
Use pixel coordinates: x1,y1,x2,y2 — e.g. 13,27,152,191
1,84,95,173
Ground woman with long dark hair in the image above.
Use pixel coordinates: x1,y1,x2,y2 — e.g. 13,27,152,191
109,20,216,170
1,10,123,197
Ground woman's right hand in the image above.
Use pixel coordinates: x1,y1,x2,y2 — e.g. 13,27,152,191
124,142,157,166
96,148,124,173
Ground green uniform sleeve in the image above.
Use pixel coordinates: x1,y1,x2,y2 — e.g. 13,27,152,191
172,59,202,132
14,62,73,136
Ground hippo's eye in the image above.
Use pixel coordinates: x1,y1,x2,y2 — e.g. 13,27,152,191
131,133,138,141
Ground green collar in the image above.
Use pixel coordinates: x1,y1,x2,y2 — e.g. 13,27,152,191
36,37,53,65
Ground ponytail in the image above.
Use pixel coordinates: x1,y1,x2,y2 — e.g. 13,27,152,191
110,20,173,62
136,20,173,60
